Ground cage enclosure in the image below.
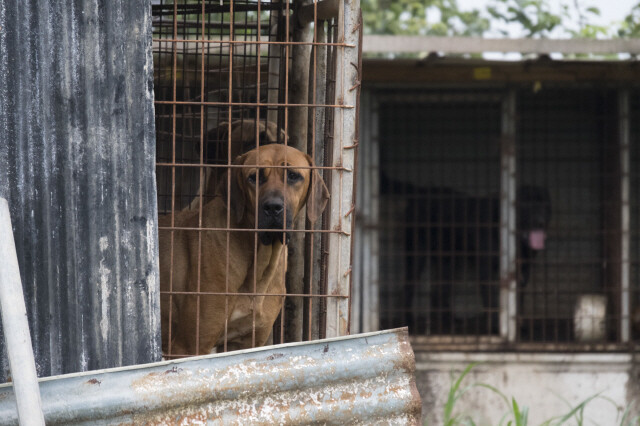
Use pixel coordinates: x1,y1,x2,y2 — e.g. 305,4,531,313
152,0,361,357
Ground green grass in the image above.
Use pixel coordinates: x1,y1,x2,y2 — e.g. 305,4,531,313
429,363,639,426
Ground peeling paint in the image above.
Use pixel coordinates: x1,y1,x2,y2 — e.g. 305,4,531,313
99,237,109,252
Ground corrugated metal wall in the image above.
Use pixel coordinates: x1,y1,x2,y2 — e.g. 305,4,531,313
0,1,161,381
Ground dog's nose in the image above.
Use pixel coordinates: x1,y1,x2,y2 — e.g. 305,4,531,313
263,198,284,217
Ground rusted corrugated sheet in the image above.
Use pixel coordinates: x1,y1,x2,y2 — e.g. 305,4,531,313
0,1,161,381
0,329,421,425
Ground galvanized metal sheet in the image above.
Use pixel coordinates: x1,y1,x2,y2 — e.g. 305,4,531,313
0,0,161,381
0,329,421,425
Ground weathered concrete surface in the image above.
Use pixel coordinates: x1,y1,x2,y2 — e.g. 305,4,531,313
417,352,636,425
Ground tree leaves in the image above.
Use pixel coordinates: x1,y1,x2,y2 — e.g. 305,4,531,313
361,0,640,39
361,0,489,36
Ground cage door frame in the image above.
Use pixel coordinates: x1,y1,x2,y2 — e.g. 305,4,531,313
325,0,360,338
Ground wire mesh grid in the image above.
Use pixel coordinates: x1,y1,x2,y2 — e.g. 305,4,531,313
152,0,360,358
374,87,631,349
377,91,503,339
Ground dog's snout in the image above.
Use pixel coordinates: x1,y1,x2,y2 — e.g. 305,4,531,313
262,198,284,217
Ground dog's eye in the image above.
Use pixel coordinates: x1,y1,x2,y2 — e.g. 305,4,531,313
247,173,257,184
287,171,302,183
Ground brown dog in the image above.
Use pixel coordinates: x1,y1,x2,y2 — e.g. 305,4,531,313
186,119,287,211
160,144,329,355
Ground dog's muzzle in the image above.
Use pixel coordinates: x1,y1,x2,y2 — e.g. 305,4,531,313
258,195,291,245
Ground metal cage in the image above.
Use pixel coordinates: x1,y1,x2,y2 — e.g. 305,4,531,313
152,0,361,358
356,83,640,351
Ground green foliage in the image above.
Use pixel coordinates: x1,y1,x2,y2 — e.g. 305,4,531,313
435,363,640,426
442,363,479,425
486,0,565,37
361,0,489,36
619,401,640,426
618,4,640,38
361,0,640,39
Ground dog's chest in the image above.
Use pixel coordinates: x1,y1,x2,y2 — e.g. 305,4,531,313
224,243,287,340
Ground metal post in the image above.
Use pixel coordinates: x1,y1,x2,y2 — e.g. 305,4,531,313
500,91,517,342
355,89,379,333
325,0,359,337
0,198,45,425
619,90,630,343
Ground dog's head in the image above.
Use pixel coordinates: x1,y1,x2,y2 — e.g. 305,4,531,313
220,144,330,245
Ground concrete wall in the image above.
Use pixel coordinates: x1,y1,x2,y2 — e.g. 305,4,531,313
416,352,638,425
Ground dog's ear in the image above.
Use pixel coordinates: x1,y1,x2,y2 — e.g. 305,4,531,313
217,122,230,141
304,155,330,224
219,153,248,224
278,127,287,144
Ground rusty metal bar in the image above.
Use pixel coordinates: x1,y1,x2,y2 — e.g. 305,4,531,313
154,100,354,108
161,291,348,297
157,226,347,234
156,163,349,170
151,38,354,47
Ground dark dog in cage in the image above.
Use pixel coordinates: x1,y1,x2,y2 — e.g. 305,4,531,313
380,173,551,334
159,144,329,356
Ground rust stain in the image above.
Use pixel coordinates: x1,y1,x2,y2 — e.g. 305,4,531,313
393,328,418,374
86,378,102,386
339,391,356,403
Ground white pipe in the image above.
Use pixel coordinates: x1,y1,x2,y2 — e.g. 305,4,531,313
0,198,45,425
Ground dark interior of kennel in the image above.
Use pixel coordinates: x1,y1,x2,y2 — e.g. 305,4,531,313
152,0,350,357
377,87,631,345
153,0,291,214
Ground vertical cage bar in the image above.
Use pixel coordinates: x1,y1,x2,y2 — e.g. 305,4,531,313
286,0,313,343
325,0,359,337
500,90,517,342
619,90,631,343
307,17,328,341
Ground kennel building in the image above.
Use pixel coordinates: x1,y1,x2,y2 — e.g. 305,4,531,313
352,37,640,423
0,1,421,423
